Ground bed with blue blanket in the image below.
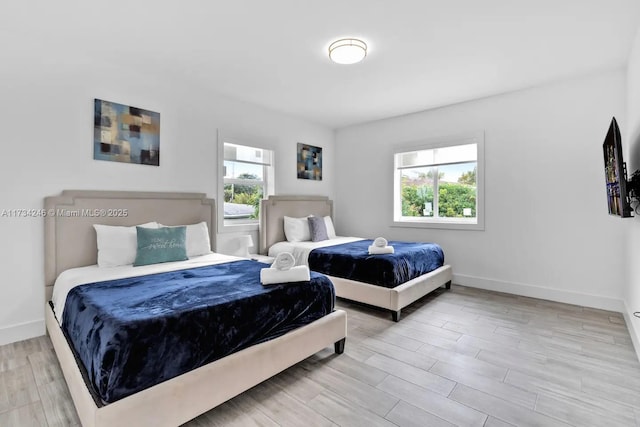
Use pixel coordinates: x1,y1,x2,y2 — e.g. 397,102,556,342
260,195,453,321
308,239,445,289
44,190,347,427
59,259,336,404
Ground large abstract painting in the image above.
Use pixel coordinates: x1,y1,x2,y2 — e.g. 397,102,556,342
297,143,322,180
94,99,160,166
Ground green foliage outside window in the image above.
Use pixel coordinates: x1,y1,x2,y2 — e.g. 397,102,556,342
437,183,476,217
225,173,262,219
458,167,476,186
401,167,476,218
402,184,433,216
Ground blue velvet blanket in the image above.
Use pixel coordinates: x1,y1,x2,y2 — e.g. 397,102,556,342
308,240,444,288
61,260,335,405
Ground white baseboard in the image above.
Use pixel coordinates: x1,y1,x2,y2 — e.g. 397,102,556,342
0,319,45,346
453,273,625,313
623,302,640,363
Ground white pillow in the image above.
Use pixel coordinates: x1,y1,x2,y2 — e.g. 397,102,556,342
159,221,212,258
324,216,337,239
94,222,159,267
284,216,311,242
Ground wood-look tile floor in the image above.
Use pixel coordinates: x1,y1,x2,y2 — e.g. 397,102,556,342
2,285,640,426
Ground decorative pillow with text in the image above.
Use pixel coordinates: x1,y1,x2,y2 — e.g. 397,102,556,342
133,226,188,266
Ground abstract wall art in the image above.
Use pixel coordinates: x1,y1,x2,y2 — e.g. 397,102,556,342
94,99,160,166
297,143,322,180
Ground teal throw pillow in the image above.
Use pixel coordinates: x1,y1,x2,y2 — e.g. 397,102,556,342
134,226,188,266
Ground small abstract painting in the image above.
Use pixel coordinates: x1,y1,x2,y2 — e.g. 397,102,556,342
94,99,160,166
297,143,322,180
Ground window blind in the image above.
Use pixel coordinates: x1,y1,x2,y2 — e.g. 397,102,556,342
396,143,476,169
224,142,271,166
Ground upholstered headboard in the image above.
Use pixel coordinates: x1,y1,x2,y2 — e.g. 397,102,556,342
44,190,216,299
259,195,333,255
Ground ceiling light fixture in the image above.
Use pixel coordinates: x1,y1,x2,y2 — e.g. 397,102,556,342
328,38,367,65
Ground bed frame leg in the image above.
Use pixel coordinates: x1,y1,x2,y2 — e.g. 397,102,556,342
392,310,401,322
445,280,451,290
334,338,346,354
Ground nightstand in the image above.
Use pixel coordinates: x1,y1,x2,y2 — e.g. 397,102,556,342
250,255,275,265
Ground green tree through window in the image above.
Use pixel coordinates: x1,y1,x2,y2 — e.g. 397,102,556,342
394,135,483,229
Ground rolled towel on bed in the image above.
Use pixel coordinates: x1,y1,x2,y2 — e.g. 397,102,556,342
368,245,395,255
260,265,311,285
373,237,388,248
271,252,295,271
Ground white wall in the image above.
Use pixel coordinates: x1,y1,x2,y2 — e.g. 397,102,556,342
336,69,627,311
625,27,640,359
0,55,334,345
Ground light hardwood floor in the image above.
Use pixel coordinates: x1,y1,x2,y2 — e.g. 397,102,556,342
2,285,640,426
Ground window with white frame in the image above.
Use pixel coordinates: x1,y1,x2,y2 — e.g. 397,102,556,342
393,133,484,230
219,138,274,230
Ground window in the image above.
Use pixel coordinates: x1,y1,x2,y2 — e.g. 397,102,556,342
218,134,274,231
393,132,484,230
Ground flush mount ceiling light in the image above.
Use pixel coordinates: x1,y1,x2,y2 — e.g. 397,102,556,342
328,38,367,65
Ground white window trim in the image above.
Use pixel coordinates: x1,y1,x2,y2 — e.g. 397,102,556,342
392,131,485,231
217,130,275,233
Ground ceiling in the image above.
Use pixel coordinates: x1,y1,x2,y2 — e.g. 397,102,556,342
3,0,640,129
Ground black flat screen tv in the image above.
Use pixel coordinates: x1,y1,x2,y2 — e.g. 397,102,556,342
603,117,632,217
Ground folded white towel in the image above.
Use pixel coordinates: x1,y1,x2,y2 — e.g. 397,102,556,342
260,265,311,285
368,245,395,255
373,237,388,248
271,252,295,271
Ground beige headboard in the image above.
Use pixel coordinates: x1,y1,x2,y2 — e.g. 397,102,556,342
44,190,216,299
259,195,333,255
